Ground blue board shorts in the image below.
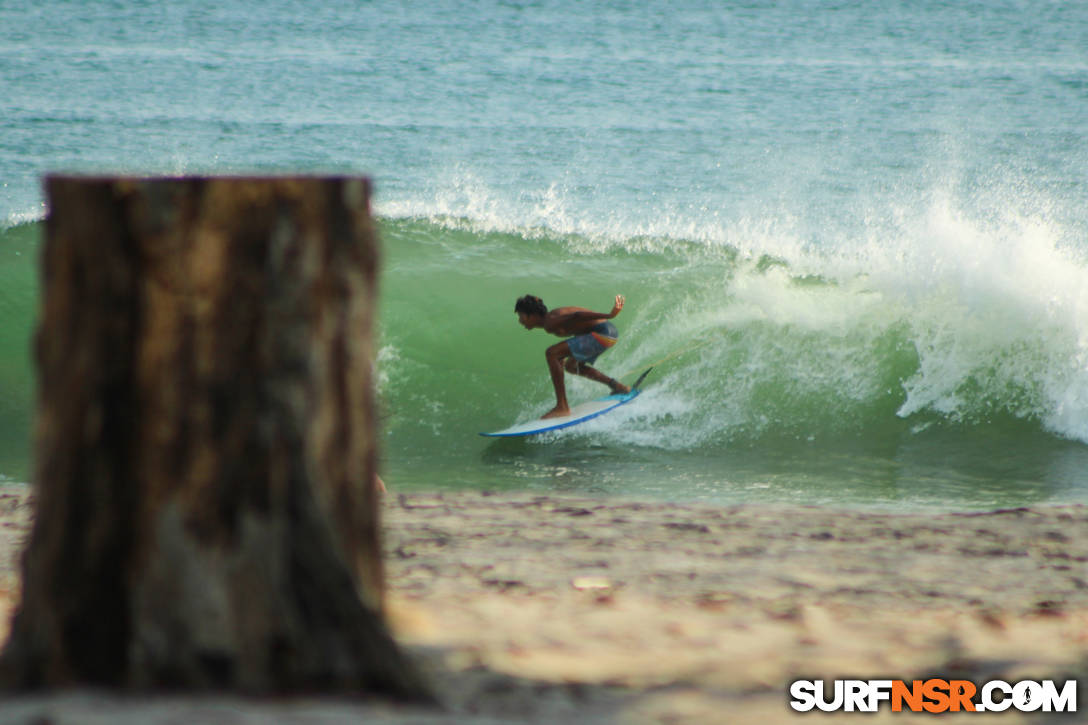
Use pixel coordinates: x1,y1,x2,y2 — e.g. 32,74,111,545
567,321,618,364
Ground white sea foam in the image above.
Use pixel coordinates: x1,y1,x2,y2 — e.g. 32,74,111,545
2,206,46,229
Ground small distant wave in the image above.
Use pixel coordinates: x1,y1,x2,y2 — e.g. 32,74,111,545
2,208,46,230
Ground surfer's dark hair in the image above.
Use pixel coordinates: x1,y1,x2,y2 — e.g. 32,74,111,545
515,295,547,317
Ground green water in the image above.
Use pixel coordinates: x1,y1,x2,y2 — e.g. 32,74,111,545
0,222,36,482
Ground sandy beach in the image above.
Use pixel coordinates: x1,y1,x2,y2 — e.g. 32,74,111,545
1,485,1085,723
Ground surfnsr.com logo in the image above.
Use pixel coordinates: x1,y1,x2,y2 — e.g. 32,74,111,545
789,679,1078,714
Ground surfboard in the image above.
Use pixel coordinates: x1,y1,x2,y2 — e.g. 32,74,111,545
481,368,652,438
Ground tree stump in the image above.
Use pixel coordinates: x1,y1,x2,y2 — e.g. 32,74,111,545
0,177,429,699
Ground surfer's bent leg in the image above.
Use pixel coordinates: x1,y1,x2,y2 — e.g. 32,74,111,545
543,341,572,418
562,322,629,396
564,358,630,395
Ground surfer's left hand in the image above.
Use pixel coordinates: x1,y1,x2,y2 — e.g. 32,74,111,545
611,294,625,317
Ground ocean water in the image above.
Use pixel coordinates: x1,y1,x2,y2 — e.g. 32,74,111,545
2,0,1087,509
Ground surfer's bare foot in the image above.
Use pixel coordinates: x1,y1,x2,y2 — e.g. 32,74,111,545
610,379,630,395
541,405,570,419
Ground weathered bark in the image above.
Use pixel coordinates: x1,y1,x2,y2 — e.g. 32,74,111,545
0,177,429,698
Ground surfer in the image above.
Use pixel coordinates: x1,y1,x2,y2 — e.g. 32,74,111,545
515,294,631,419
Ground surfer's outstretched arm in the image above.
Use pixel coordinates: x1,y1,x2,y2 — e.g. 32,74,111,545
544,295,625,335
559,295,624,320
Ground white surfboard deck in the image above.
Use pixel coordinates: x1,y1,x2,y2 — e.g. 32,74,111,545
480,368,651,438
